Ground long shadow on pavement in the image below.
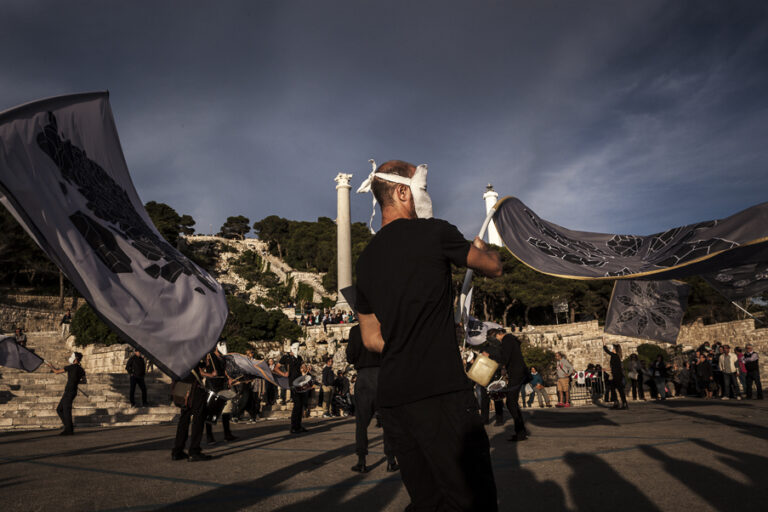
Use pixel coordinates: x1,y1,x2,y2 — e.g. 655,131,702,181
488,429,570,511
640,439,768,511
564,451,661,512
153,439,362,511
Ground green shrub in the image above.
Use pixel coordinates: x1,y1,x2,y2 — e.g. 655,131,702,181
522,344,556,383
636,343,669,364
70,304,121,347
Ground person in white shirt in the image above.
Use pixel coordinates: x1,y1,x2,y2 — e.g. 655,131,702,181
718,344,741,400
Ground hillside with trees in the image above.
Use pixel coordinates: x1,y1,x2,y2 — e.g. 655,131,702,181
1,202,765,346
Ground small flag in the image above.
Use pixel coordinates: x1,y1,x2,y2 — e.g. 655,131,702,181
465,315,503,346
0,336,44,372
223,353,285,387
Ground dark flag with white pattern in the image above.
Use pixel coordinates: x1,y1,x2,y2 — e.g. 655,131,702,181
0,335,44,372
0,93,228,379
604,280,690,343
491,196,768,281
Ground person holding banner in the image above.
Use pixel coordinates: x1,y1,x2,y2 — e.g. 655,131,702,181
355,159,502,511
48,352,85,435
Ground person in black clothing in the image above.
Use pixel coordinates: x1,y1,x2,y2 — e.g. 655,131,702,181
603,344,628,409
48,352,85,435
355,159,503,511
334,370,351,407
476,336,505,426
488,329,530,441
321,357,335,418
125,349,149,407
203,343,237,444
274,341,307,433
172,361,212,461
696,353,715,399
346,325,398,473
14,327,27,348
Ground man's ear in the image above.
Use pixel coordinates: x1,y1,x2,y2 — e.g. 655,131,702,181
395,184,410,203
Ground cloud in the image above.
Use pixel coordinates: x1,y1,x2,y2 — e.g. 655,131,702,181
0,0,766,241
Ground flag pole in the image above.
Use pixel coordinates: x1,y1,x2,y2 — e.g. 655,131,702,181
458,206,498,347
729,300,765,326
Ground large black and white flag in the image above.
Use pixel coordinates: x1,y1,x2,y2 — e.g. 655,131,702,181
0,92,228,379
604,280,690,344
492,197,768,281
0,336,44,372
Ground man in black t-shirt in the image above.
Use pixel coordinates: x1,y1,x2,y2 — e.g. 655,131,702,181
274,341,307,433
355,159,503,511
48,352,86,435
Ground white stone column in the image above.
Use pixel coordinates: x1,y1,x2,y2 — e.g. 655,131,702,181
334,173,353,311
483,184,502,246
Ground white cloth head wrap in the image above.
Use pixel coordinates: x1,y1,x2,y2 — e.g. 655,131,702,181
356,159,433,233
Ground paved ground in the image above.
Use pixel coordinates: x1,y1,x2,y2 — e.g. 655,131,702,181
0,398,766,511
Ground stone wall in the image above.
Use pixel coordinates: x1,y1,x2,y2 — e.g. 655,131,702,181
0,295,84,333
65,337,133,374
1,304,62,333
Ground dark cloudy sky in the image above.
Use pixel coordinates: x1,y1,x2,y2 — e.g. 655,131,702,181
2,1,767,238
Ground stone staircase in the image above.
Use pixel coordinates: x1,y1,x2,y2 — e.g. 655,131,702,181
0,333,326,431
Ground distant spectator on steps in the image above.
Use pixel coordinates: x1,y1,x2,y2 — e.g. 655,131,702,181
60,309,72,339
14,327,27,348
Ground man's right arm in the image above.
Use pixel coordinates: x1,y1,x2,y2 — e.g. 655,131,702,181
358,313,385,353
466,237,502,277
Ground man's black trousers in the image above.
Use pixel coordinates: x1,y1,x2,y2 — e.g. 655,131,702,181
353,367,393,459
380,389,498,511
291,390,308,430
56,391,76,433
173,386,206,456
745,370,763,399
505,383,526,434
129,376,147,405
478,385,503,423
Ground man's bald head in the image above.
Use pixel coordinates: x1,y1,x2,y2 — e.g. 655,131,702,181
372,160,416,208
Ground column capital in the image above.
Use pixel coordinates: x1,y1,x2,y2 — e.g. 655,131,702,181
334,172,353,190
